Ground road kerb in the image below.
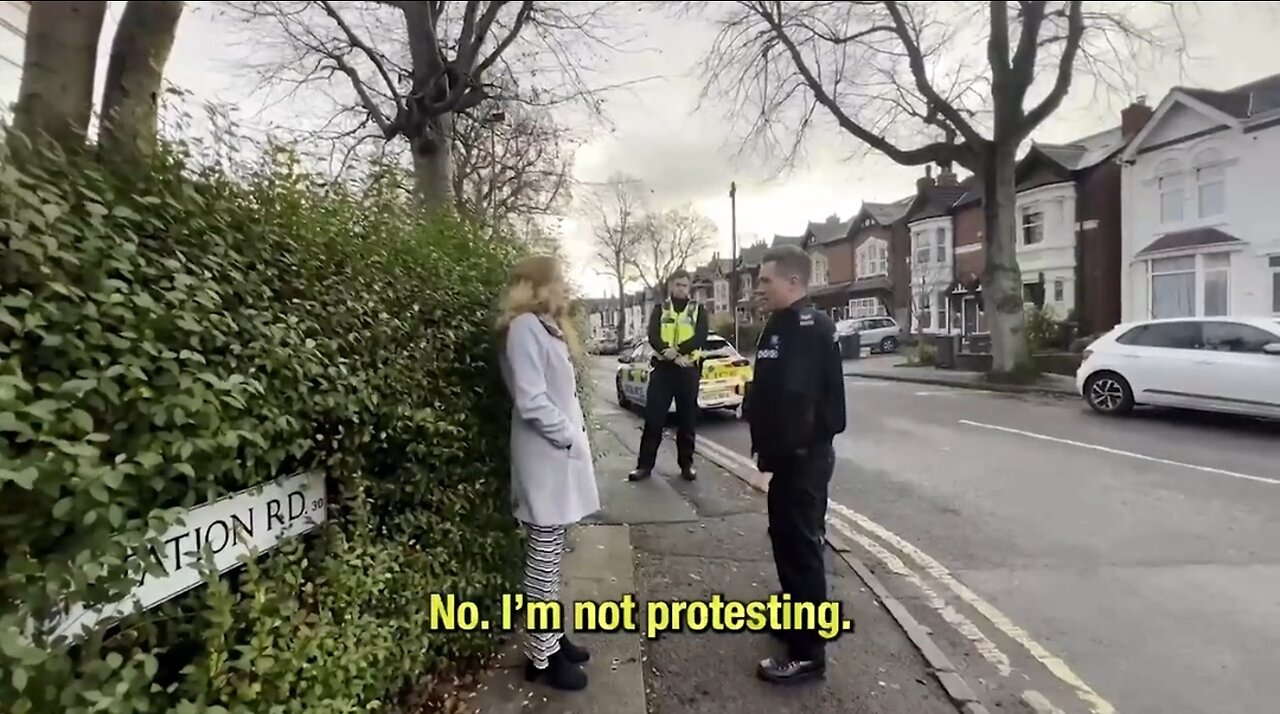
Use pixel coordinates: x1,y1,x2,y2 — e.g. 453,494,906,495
693,435,988,713
843,370,1076,397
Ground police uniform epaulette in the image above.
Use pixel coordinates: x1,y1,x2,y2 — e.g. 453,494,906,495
798,308,817,327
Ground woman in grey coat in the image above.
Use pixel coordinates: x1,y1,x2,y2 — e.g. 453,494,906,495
496,254,601,691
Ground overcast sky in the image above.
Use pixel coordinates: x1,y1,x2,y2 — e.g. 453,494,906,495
100,1,1280,297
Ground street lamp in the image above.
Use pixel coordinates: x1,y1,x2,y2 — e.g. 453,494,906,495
729,181,739,347
486,110,506,229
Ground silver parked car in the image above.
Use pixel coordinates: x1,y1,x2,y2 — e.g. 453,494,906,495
836,316,901,353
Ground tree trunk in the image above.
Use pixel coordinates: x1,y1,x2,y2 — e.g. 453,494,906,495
11,1,107,151
981,145,1029,374
411,118,454,211
99,0,185,168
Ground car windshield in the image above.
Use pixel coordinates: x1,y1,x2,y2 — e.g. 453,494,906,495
703,337,735,355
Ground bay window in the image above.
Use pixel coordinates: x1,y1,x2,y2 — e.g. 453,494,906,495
1021,206,1045,246
1150,256,1195,318
1203,254,1229,316
934,228,947,263
812,253,829,286
1148,252,1233,319
918,292,932,330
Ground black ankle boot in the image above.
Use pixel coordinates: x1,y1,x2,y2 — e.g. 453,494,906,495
559,635,590,664
524,649,588,691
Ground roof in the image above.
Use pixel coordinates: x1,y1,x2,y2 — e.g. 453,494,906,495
908,181,973,223
1135,227,1245,257
772,234,806,248
805,216,854,245
863,197,915,225
1180,73,1280,120
738,242,770,267
1029,125,1126,172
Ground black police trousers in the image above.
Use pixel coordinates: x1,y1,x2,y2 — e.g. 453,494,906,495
766,441,836,661
636,362,700,471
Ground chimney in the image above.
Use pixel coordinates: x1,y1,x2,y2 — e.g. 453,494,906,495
936,161,958,187
916,164,936,192
1121,95,1154,140
826,213,839,225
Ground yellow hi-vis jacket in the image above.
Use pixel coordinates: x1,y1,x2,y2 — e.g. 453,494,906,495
659,300,702,361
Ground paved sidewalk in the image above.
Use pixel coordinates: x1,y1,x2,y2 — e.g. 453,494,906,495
844,355,1077,396
465,401,969,714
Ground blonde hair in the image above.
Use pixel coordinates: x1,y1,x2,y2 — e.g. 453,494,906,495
496,254,583,359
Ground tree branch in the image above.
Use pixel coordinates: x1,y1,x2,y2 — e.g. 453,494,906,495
1020,0,1083,135
883,1,985,148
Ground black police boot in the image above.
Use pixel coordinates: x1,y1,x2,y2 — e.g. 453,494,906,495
680,466,697,481
525,649,588,691
756,655,826,685
628,468,651,482
558,635,590,664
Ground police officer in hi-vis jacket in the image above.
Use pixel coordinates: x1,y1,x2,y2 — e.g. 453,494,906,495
630,269,708,482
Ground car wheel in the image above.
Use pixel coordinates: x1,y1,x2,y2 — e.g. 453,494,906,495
1084,371,1134,415
616,377,628,407
879,336,898,353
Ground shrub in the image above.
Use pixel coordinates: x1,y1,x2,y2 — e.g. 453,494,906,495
0,139,523,712
905,343,938,367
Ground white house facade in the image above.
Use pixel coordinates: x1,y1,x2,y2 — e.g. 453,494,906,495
1120,75,1280,322
1015,181,1079,319
906,216,952,333
0,1,28,111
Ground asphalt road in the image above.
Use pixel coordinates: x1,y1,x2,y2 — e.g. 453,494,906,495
589,357,1280,714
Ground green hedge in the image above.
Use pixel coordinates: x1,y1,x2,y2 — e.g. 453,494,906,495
0,141,523,712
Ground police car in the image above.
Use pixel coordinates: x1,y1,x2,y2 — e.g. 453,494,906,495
615,333,753,415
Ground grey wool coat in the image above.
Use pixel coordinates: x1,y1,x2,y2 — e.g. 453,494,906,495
499,313,600,527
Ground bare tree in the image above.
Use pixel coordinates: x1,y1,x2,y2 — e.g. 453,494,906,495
451,98,576,230
100,1,187,168
691,1,1187,374
631,204,717,292
228,1,625,211
585,173,648,350
11,1,107,151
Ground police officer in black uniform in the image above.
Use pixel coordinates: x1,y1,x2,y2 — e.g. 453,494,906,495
744,244,847,684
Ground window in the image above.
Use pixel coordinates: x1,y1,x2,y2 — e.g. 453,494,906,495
1196,165,1225,218
1021,207,1045,246
934,228,947,263
1194,149,1225,218
1023,282,1045,308
1202,322,1276,353
1203,253,1230,317
858,240,888,277
1157,159,1184,223
1053,278,1065,303
918,292,932,330
915,232,930,266
812,253,829,286
1150,256,1196,319
873,243,888,275
1116,322,1202,350
1270,256,1280,315
848,297,884,319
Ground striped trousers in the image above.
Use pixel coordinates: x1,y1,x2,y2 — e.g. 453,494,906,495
522,522,568,668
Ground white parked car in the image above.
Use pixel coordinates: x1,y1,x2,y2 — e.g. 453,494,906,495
1076,317,1280,418
835,316,901,353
